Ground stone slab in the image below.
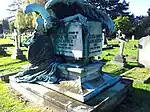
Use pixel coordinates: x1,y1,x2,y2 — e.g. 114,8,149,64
112,54,127,67
11,49,26,60
9,74,132,112
50,63,119,102
0,72,18,83
138,36,150,67
38,74,120,102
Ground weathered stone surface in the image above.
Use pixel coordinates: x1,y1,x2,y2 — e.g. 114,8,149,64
112,54,127,67
55,21,102,59
0,72,18,83
9,74,132,112
11,48,26,60
0,46,7,56
138,36,150,67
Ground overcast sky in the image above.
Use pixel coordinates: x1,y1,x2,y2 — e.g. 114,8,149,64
0,0,150,20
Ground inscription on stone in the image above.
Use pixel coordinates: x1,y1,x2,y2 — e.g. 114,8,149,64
55,21,102,58
88,21,102,57
56,22,83,58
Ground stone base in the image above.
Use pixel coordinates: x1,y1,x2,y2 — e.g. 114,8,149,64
9,74,132,112
0,46,7,56
11,48,26,60
102,45,113,50
112,54,127,67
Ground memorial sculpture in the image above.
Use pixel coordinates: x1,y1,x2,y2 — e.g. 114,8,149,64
11,0,132,111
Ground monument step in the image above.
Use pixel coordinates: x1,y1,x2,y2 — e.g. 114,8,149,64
9,74,132,112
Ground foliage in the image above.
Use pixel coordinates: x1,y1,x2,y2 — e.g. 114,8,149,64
89,0,130,19
13,0,47,32
147,8,150,16
15,10,34,30
113,16,134,35
9,21,15,32
23,0,47,6
7,0,22,14
134,16,150,37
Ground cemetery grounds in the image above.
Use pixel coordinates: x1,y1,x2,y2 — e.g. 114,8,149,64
0,37,150,112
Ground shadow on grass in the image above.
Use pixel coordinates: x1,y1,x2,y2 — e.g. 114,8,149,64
0,68,10,72
109,62,140,76
0,60,25,67
110,68,127,76
114,88,150,112
22,49,28,52
110,44,120,47
124,62,140,69
0,44,14,47
100,58,110,63
144,77,150,84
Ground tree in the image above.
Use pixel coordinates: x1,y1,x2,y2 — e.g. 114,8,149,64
12,0,47,32
7,0,22,14
9,21,15,32
113,16,133,35
135,16,150,37
147,8,150,16
23,0,47,6
89,0,130,19
2,19,9,31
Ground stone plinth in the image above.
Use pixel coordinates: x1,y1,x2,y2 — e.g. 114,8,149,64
112,54,127,67
0,45,7,56
9,74,132,112
11,48,26,60
138,36,150,67
37,62,123,102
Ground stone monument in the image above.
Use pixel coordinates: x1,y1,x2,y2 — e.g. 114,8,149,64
138,35,150,67
10,0,132,111
11,29,26,60
112,30,127,66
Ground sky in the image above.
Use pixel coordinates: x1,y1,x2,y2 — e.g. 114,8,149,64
0,0,150,20
126,0,150,16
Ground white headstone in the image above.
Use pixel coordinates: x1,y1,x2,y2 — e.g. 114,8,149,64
132,35,135,40
138,36,150,67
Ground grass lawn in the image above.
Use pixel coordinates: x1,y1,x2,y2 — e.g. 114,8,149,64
0,81,40,112
0,38,150,112
0,38,40,112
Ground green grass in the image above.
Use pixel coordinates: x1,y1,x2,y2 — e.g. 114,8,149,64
0,38,29,75
0,38,150,112
101,40,138,75
0,81,40,112
100,40,150,112
0,38,39,112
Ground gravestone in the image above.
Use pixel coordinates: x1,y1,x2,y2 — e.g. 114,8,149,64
102,29,113,50
10,0,132,111
0,45,7,56
11,29,26,60
112,31,127,67
102,29,108,46
132,35,135,40
138,36,150,67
